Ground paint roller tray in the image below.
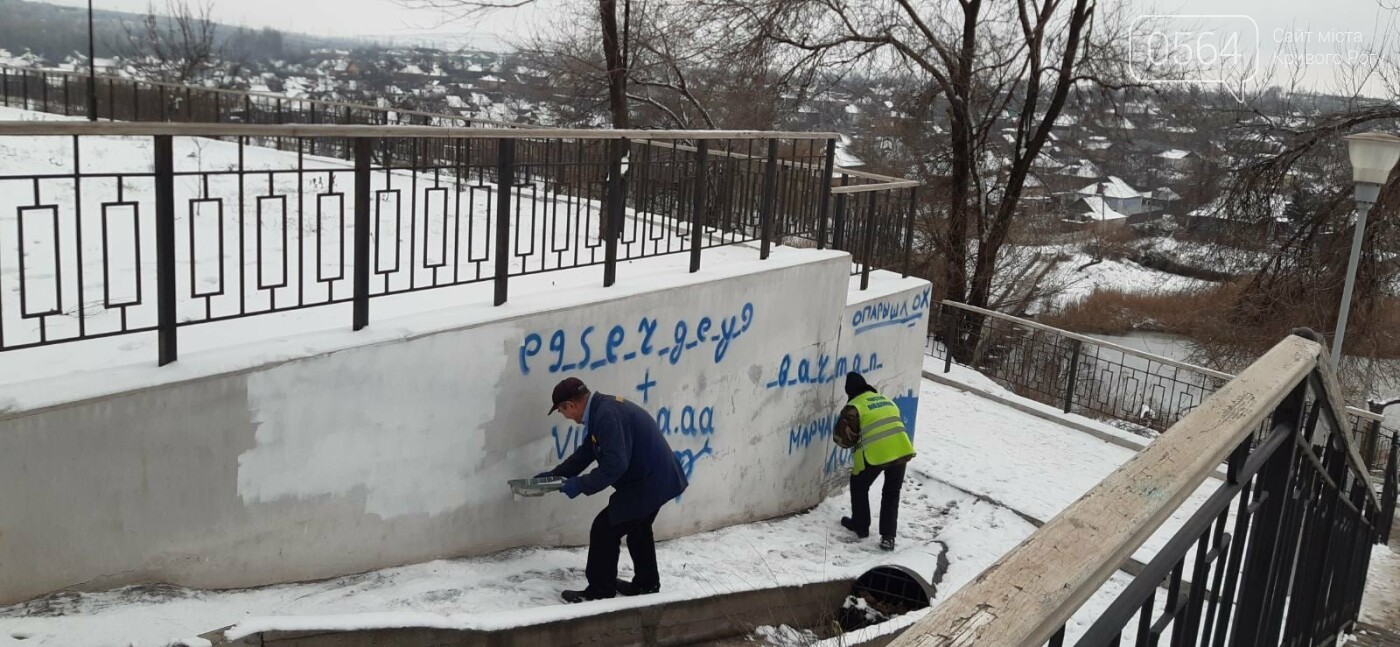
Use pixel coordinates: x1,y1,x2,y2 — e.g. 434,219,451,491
508,476,566,497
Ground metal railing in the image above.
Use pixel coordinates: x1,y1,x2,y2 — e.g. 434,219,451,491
0,121,917,366
894,330,1391,646
0,63,517,129
927,299,1400,472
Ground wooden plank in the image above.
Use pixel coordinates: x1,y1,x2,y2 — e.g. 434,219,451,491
0,121,839,140
890,335,1321,647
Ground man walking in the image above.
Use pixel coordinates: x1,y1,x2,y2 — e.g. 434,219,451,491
537,377,689,603
834,372,916,551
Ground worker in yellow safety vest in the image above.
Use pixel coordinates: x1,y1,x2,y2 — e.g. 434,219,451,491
832,371,916,551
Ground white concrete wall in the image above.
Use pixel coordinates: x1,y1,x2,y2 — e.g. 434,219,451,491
0,253,931,604
784,273,932,478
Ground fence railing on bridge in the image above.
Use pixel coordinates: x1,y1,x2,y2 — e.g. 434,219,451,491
895,330,1389,646
927,299,1400,475
0,120,916,367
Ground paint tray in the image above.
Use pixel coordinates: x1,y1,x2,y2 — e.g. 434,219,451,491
508,476,566,497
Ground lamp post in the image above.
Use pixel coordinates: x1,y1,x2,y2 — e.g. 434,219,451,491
87,0,97,121
1334,132,1400,368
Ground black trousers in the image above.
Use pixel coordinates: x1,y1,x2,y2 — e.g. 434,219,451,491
849,461,907,540
585,506,661,595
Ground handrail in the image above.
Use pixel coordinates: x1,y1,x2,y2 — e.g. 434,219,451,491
939,298,1388,424
0,121,840,140
890,334,1341,646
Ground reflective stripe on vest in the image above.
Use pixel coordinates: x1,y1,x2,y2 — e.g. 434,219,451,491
850,391,915,475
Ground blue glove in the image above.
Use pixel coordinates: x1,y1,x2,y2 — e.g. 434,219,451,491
561,478,583,499
534,471,554,480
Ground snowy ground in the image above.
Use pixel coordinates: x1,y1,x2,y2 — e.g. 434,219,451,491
1034,247,1213,311
1362,543,1400,629
0,369,1219,647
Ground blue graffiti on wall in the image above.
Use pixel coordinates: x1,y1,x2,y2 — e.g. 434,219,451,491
551,424,588,460
674,439,714,481
892,389,919,440
518,303,755,375
657,405,716,437
825,444,853,476
765,351,885,389
852,286,931,336
787,414,837,454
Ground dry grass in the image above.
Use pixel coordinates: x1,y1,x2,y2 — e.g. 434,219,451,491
1041,283,1400,361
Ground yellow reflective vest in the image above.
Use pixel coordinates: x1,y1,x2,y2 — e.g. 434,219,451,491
849,391,916,475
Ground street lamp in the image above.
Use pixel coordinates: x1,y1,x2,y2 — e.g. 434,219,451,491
87,0,97,121
1333,131,1400,367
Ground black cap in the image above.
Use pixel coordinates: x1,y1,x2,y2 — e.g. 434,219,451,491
845,371,877,399
549,377,588,414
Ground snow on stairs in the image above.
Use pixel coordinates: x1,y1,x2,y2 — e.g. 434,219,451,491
1351,622,1400,646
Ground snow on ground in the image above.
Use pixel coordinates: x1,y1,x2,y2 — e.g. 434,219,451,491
1037,249,1212,310
0,370,1224,647
1362,544,1400,628
0,390,1028,647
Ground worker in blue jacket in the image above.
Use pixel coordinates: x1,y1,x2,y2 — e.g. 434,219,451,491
537,377,689,603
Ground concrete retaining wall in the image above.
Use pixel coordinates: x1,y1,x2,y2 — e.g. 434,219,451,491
0,253,930,604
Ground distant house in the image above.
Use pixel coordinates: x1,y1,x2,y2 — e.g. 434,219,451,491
1155,149,1199,172
1072,176,1146,215
1186,196,1292,237
1145,187,1183,214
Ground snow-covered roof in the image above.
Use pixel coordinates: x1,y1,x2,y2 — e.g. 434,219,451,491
1076,176,1142,199
845,104,860,114
1150,187,1182,202
402,64,427,75
1059,159,1101,178
1157,149,1191,160
481,74,502,82
1079,196,1129,221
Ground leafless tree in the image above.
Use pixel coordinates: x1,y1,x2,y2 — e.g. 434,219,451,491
123,0,219,84
707,0,1147,358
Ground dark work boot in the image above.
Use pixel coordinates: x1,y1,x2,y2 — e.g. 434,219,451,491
880,537,896,551
616,578,660,597
561,588,615,604
841,516,870,539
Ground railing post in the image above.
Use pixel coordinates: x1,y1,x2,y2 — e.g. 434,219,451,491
816,138,836,250
903,187,917,278
1063,338,1083,414
352,138,371,330
690,139,708,273
495,138,516,304
1384,432,1398,545
1233,381,1308,644
832,173,850,250
860,191,877,290
154,135,178,365
603,137,623,287
759,138,779,260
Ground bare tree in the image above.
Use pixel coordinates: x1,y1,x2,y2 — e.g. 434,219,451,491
711,0,1144,357
123,0,219,84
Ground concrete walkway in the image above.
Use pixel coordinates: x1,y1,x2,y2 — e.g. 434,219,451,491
1356,515,1400,645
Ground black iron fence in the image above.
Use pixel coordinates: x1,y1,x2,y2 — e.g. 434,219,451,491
0,64,511,130
0,121,917,366
896,331,1392,646
926,299,1400,472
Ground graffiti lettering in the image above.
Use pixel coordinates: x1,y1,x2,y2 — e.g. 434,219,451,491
518,303,754,375
825,444,853,476
657,405,716,437
851,286,931,336
551,424,588,461
674,439,714,481
787,414,838,454
765,351,885,389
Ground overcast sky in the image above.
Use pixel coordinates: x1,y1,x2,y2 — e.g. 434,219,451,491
29,0,1398,95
